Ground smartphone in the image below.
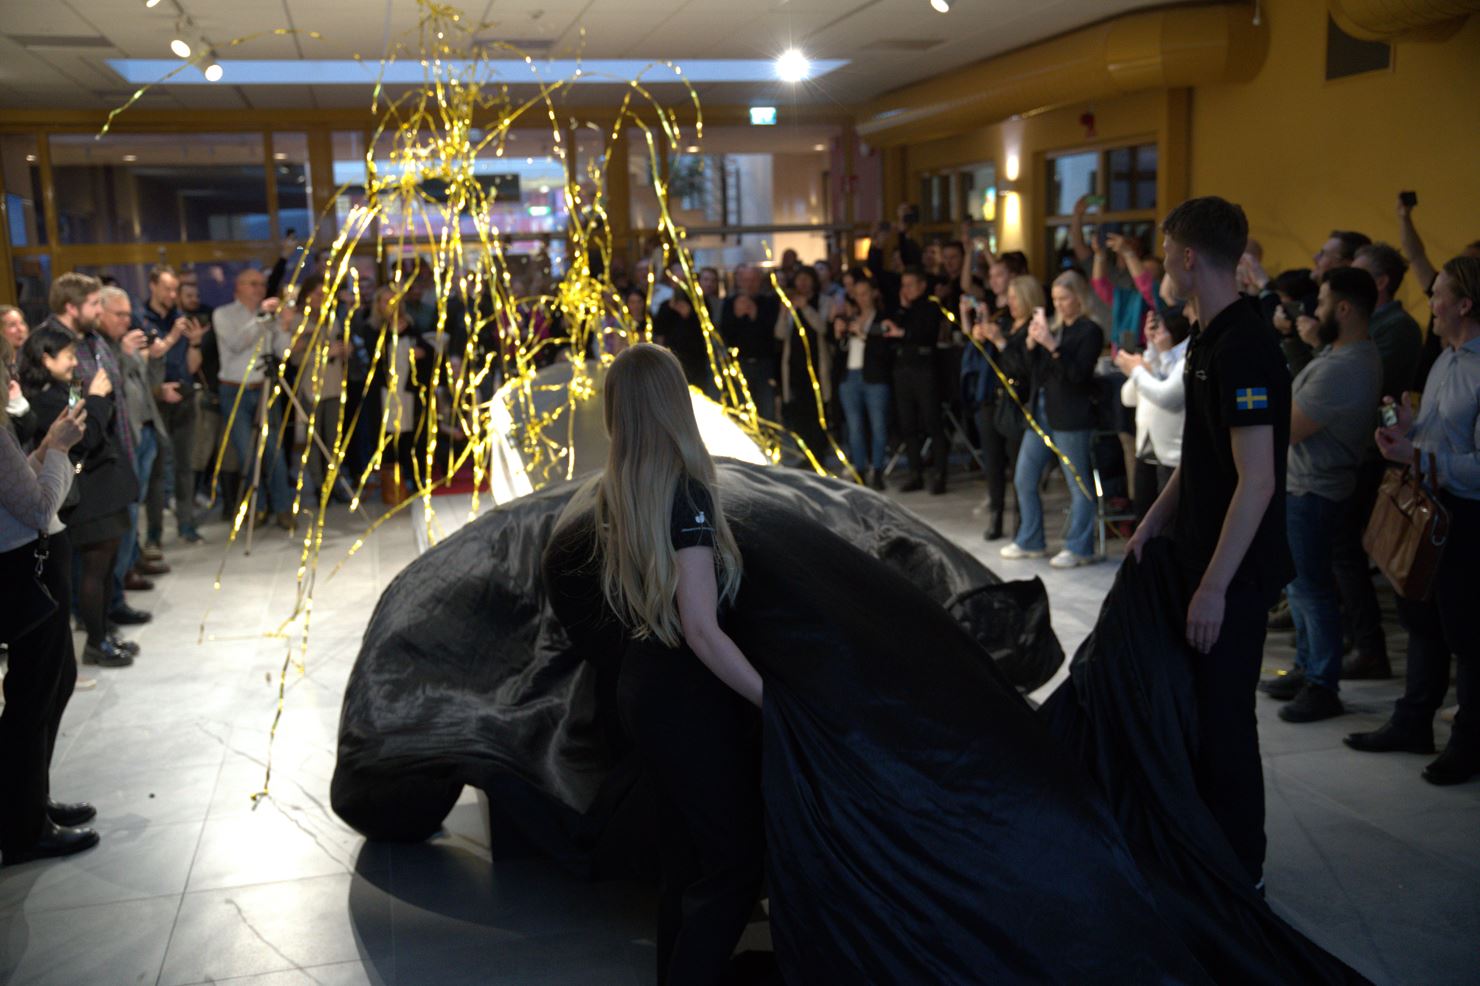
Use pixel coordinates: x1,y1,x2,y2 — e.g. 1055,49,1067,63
1399,191,1417,209
1380,404,1399,428
67,382,82,408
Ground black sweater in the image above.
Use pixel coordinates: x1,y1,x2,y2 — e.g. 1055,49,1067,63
1028,317,1104,432
27,382,138,526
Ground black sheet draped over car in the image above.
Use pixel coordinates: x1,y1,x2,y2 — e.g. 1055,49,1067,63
331,460,1366,984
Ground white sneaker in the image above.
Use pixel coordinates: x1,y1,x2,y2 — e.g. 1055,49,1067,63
1000,542,1050,560
1049,549,1102,569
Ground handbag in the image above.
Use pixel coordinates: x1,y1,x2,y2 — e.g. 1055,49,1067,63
0,533,59,645
1362,451,1450,601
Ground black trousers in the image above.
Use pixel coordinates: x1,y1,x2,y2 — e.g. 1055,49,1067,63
1183,574,1271,885
1132,460,1174,526
894,360,944,482
618,642,764,986
1392,492,1480,751
0,531,78,854
1330,458,1387,659
974,403,1021,524
157,396,199,532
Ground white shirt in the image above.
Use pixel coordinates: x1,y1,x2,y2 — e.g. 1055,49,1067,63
214,300,290,386
1120,338,1187,467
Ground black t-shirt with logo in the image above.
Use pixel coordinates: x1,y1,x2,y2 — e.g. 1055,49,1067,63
670,477,717,551
1175,296,1294,597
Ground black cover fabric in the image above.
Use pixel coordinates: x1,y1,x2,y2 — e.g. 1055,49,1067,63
1040,539,1368,984
331,460,1058,850
331,461,1366,983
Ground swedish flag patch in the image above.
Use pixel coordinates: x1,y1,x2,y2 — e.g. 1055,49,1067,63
1235,387,1269,411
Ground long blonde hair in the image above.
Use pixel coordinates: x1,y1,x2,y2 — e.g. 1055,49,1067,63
1050,269,1106,331
567,343,743,647
1007,276,1045,327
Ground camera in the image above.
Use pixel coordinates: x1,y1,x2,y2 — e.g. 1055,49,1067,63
1399,191,1417,209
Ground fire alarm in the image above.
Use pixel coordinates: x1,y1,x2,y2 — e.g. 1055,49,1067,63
1079,111,1097,138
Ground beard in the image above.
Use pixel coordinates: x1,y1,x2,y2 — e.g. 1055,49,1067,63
1317,314,1341,347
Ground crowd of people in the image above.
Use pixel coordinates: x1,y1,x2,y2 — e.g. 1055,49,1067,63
1,186,1475,869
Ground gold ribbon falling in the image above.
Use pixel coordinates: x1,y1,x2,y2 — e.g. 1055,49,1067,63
107,0,847,803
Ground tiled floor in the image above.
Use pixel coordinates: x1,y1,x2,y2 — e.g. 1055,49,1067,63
2,469,1476,985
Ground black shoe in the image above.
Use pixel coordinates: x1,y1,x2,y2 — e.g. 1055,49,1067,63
1259,668,1305,701
1342,651,1392,680
868,470,886,492
1422,745,1480,786
47,800,96,827
1267,598,1293,631
928,476,947,495
108,634,140,656
178,526,204,544
1344,722,1435,755
983,521,1005,542
82,639,134,668
1278,683,1344,723
897,475,925,493
107,604,152,626
1,821,100,865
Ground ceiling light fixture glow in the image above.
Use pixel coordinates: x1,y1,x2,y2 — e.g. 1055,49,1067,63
122,154,138,162
930,0,952,12
170,38,191,58
203,59,223,82
146,0,163,6
775,48,810,83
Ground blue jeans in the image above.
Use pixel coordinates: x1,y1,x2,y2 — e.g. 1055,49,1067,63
837,370,891,473
1286,492,1344,692
220,383,293,514
1012,397,1095,556
112,424,158,609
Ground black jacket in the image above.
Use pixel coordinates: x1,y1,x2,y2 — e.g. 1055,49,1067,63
654,301,709,388
1030,317,1103,432
27,382,138,527
720,293,780,362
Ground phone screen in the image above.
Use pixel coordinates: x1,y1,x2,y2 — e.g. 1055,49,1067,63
68,383,81,408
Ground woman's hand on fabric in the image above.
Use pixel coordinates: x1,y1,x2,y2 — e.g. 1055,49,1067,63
87,370,112,398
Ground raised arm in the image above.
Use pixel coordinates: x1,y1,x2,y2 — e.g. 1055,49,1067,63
1396,193,1437,289
675,546,764,708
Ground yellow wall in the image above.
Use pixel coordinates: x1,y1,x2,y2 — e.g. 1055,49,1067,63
1190,0,1480,316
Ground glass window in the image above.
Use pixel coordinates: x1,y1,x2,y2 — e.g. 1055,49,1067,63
332,130,370,231
11,254,52,327
1047,151,1098,217
271,133,314,241
959,163,997,223
1,136,46,247
1108,143,1157,212
48,132,270,244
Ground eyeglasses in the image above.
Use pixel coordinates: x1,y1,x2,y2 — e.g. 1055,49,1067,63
105,309,131,317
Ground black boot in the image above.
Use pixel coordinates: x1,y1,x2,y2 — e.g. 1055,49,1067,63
47,800,97,827
1342,650,1392,680
1423,744,1480,786
82,639,134,668
1277,683,1344,723
897,474,925,493
1344,721,1435,755
1258,668,1305,701
2,821,100,865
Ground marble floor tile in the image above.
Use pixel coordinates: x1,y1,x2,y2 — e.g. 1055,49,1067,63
0,894,179,986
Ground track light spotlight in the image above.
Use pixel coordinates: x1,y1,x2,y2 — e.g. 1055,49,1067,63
931,0,952,12
204,58,223,82
170,37,192,58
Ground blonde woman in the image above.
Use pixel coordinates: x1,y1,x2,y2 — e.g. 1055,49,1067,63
1002,268,1105,567
551,342,762,985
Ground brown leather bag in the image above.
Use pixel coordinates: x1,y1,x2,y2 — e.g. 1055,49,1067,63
1363,451,1450,601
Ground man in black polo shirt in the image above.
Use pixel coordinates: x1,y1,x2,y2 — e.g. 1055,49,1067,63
1128,196,1293,891
884,267,947,494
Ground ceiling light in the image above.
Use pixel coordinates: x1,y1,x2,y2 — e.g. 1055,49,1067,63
775,48,810,83
25,154,37,162
684,145,700,153
123,154,138,162
146,0,162,6
538,184,550,193
273,151,288,160
813,143,826,152
930,0,952,11
170,37,191,58
203,59,223,82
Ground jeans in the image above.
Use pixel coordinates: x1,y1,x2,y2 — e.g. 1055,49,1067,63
113,424,159,609
157,395,199,533
1013,396,1095,556
220,383,293,514
837,370,890,474
1285,492,1344,693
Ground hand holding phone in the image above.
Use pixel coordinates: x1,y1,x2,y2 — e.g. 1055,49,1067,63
68,382,82,408
1380,404,1399,428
